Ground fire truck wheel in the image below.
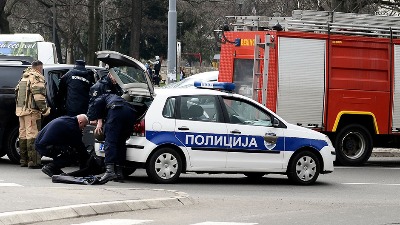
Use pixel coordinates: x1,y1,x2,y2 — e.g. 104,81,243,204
335,124,373,166
287,150,320,185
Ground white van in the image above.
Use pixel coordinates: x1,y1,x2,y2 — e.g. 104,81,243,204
0,33,57,64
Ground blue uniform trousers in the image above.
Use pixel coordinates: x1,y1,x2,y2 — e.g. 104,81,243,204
103,105,136,164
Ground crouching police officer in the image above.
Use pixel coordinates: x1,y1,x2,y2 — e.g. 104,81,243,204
87,93,136,184
35,114,90,177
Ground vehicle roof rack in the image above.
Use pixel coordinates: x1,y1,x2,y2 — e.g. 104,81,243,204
225,10,400,38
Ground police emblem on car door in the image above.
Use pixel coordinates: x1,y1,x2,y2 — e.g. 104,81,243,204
221,97,285,170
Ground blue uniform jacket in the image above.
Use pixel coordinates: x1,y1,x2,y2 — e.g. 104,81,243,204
35,116,84,153
56,68,95,116
87,94,129,122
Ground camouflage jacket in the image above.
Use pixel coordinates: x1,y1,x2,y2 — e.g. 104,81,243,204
15,67,49,116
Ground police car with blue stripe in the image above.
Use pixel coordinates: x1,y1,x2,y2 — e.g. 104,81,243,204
95,51,335,185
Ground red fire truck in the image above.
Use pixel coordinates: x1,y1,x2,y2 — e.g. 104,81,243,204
216,10,400,166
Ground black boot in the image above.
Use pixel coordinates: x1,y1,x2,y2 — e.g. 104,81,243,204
114,165,125,183
99,164,117,184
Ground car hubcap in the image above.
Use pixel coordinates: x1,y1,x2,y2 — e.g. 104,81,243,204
155,153,178,180
342,131,365,159
296,156,316,181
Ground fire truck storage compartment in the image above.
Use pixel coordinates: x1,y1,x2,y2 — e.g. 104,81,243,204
393,45,400,130
327,38,391,134
277,37,325,128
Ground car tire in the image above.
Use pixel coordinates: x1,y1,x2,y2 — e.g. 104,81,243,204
287,151,320,185
146,147,182,184
334,124,372,166
243,172,265,179
4,126,20,164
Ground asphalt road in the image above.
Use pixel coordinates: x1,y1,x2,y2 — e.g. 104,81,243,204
1,156,399,225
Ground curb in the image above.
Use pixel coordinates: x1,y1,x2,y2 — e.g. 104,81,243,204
0,189,194,225
372,148,400,157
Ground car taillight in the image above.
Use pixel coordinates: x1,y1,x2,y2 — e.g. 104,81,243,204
133,119,145,136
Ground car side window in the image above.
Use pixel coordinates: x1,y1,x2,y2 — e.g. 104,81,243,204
162,97,176,118
222,97,272,127
178,95,221,122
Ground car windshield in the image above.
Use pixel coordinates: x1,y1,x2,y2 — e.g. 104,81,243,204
112,66,147,84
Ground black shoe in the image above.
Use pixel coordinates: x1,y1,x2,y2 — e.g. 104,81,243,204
41,164,64,177
98,164,117,184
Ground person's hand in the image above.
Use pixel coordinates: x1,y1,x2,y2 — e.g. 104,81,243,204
90,120,97,125
42,107,51,117
94,119,103,134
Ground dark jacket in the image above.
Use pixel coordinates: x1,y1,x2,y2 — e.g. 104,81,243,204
88,75,123,117
35,116,85,154
87,94,132,121
56,68,95,116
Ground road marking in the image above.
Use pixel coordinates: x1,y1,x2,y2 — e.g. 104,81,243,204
71,219,152,225
192,222,258,225
337,167,400,170
0,183,23,187
343,183,400,186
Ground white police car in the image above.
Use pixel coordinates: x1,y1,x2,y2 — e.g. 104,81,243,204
95,51,335,185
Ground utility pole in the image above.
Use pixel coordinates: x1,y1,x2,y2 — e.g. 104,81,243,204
52,0,56,44
167,0,177,84
102,2,106,50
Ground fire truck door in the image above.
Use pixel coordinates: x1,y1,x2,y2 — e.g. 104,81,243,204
277,37,326,128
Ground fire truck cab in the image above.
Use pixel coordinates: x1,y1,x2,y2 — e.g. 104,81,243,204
216,10,400,166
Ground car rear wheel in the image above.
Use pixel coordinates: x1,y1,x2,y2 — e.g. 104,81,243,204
4,126,20,164
146,147,182,184
287,151,320,185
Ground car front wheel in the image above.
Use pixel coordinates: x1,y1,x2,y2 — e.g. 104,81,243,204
146,147,182,184
287,151,320,185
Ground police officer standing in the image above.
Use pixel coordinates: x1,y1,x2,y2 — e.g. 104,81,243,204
15,60,50,169
89,72,123,102
87,93,136,184
35,114,90,177
56,60,94,116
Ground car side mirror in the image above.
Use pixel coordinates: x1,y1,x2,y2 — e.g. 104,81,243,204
272,117,280,127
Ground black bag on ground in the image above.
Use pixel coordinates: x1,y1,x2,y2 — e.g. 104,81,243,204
52,174,100,185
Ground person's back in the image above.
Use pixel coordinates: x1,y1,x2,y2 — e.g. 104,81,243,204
36,116,83,149
56,60,94,116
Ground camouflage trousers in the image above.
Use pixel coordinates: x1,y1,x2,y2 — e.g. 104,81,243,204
18,113,42,167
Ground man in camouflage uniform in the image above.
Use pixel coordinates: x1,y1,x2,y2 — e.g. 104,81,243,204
15,60,50,169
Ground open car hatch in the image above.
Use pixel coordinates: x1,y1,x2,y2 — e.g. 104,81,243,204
96,51,154,97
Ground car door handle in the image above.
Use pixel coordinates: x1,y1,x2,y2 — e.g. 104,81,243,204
178,126,189,131
230,130,241,134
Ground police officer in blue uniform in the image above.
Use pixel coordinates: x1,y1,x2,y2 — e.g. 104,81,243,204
90,72,123,99
87,93,136,184
35,114,90,177
56,60,95,116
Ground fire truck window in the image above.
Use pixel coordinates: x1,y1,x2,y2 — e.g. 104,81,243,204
222,97,272,127
233,59,253,98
